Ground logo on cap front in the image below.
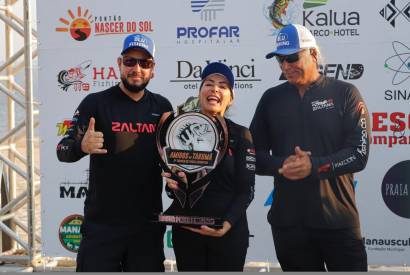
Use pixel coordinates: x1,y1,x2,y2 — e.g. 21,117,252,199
129,36,149,50
276,33,290,47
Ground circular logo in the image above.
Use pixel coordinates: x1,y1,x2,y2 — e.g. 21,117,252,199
167,113,217,151
70,18,91,41
381,161,410,219
165,112,219,172
58,214,83,253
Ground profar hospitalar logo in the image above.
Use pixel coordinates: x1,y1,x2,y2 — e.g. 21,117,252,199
176,1,239,45
191,0,225,21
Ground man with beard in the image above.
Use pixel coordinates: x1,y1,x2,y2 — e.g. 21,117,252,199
57,33,173,272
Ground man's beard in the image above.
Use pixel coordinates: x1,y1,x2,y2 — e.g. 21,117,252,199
121,76,150,93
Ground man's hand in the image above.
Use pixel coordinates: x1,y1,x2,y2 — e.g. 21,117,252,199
81,117,108,154
182,221,232,237
278,146,312,180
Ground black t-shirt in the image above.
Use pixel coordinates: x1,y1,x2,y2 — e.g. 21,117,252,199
250,76,370,229
57,85,173,225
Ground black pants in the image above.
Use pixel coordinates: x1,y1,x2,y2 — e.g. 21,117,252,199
172,225,248,271
271,226,367,271
76,221,165,272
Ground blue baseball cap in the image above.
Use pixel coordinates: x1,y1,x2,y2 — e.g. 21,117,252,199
201,62,235,96
266,24,317,59
121,33,155,58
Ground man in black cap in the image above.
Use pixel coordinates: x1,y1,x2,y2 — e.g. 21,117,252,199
57,33,172,272
250,24,370,271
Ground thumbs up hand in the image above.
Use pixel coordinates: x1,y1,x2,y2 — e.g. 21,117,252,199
81,117,107,154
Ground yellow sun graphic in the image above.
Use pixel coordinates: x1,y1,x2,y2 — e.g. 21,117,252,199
56,7,94,41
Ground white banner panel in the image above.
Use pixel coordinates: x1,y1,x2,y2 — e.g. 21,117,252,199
38,0,410,265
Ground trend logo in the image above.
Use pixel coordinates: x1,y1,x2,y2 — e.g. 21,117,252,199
379,0,410,27
384,41,410,85
55,6,93,41
303,0,328,9
191,0,225,21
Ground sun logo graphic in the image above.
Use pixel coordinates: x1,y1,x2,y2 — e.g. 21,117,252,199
55,7,94,41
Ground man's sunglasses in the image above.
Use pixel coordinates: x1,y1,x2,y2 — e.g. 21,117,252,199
275,50,307,64
122,57,154,69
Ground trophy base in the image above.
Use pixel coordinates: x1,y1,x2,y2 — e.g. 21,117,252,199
153,213,224,229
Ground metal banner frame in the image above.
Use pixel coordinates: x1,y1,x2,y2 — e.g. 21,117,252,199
0,0,40,265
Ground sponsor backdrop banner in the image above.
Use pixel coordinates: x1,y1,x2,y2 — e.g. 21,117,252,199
37,0,410,265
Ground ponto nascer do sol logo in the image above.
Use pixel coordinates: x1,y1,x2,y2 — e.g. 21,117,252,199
55,7,93,41
55,6,154,42
58,214,83,253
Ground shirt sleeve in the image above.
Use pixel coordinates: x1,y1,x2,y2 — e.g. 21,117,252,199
56,94,96,162
161,97,175,198
310,85,371,180
224,126,255,227
250,93,286,177
162,97,174,113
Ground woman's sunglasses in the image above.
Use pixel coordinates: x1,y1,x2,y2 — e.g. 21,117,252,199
122,57,154,69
